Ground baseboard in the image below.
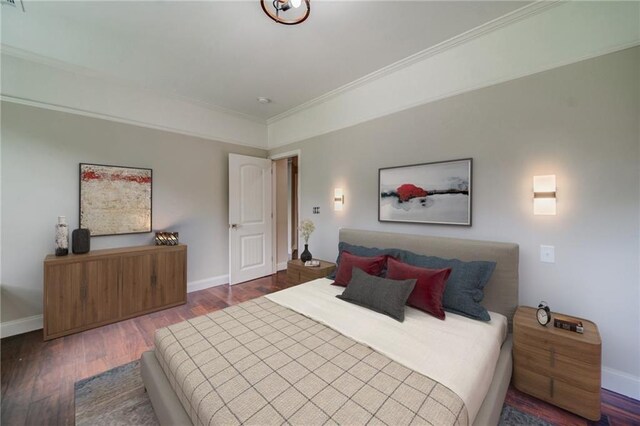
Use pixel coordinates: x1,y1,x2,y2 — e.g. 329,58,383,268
0,275,228,338
0,314,43,338
603,367,640,400
276,262,288,271
187,274,229,293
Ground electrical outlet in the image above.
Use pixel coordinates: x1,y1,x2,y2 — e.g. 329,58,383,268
312,207,320,214
540,245,555,263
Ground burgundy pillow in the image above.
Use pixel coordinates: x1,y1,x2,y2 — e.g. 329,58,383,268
332,251,387,287
385,257,451,320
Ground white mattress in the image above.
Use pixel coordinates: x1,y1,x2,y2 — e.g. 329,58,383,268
266,278,508,424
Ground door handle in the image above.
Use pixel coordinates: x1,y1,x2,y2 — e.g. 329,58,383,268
230,224,239,229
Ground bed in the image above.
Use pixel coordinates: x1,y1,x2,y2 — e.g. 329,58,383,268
140,228,519,426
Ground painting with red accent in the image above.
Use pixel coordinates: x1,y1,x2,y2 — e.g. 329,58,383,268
80,163,152,236
379,159,471,226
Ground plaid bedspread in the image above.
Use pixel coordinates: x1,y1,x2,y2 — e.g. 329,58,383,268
154,297,469,426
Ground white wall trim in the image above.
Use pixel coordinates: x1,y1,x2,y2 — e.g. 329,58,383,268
1,49,268,149
0,274,227,338
1,95,267,150
0,314,43,338
267,1,640,148
269,149,302,161
266,1,560,126
603,367,640,400
0,44,265,125
277,261,288,271
187,274,229,293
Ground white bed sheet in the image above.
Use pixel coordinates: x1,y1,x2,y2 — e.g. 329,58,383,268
266,278,508,424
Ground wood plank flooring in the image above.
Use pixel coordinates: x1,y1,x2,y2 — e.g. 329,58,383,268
2,271,639,426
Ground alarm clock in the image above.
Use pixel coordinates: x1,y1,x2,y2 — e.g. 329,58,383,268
536,301,551,326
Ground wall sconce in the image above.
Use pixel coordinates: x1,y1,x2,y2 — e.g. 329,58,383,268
334,188,344,211
533,175,556,215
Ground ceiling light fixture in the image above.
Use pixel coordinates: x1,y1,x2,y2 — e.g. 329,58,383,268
257,97,271,104
261,0,310,25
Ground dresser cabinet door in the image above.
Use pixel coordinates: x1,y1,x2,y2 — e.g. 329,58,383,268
155,249,186,307
44,246,187,340
121,253,155,316
45,263,84,336
84,258,120,326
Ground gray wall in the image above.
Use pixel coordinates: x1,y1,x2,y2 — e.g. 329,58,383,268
1,102,266,322
270,47,640,390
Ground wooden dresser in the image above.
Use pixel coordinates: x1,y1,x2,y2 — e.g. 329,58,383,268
286,259,336,285
44,244,187,340
513,306,602,420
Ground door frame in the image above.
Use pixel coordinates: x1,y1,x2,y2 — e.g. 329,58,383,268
269,149,302,273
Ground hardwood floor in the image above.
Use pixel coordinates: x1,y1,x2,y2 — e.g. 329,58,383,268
2,271,639,426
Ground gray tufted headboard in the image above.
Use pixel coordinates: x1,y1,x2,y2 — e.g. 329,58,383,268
339,228,519,331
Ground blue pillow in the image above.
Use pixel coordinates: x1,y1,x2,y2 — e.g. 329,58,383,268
328,242,405,279
399,251,496,321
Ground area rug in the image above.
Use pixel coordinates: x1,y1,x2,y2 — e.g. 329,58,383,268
75,361,552,425
75,360,158,426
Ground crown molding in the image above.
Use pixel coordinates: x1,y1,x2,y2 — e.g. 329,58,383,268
0,44,266,126
1,47,268,148
266,0,561,126
267,0,640,148
0,94,268,150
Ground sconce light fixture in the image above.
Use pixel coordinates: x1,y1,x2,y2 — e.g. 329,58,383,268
533,175,556,215
334,188,344,211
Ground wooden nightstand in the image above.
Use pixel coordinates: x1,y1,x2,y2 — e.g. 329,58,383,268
286,259,336,285
513,306,602,420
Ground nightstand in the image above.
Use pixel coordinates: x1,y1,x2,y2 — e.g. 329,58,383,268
513,306,602,420
286,259,336,285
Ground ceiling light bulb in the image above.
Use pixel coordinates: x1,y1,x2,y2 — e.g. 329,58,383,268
257,97,271,104
291,0,302,8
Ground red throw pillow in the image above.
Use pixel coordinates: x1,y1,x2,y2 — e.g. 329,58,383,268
385,257,451,320
332,251,387,287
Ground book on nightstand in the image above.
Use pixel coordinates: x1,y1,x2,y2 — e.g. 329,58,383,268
554,314,584,333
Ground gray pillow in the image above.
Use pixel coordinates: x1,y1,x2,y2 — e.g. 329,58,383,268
336,267,416,322
400,252,496,321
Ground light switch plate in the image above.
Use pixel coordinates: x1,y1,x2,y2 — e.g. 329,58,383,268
540,245,555,263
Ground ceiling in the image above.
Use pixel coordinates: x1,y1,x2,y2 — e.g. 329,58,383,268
1,1,529,120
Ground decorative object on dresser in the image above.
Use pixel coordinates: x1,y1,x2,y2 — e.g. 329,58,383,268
286,258,335,285
513,306,602,421
43,244,186,340
79,163,152,236
379,158,472,226
55,215,69,256
155,231,179,246
72,228,91,254
298,218,315,262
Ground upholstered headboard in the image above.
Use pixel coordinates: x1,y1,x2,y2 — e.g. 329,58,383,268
339,228,519,330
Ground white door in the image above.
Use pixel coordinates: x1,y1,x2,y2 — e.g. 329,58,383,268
229,154,273,285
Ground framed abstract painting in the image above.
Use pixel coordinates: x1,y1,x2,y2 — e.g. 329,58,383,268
79,163,152,236
379,158,472,226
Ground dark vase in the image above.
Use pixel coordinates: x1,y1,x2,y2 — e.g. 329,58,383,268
300,244,312,262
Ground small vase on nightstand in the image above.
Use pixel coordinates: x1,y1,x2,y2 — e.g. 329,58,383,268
300,244,312,262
